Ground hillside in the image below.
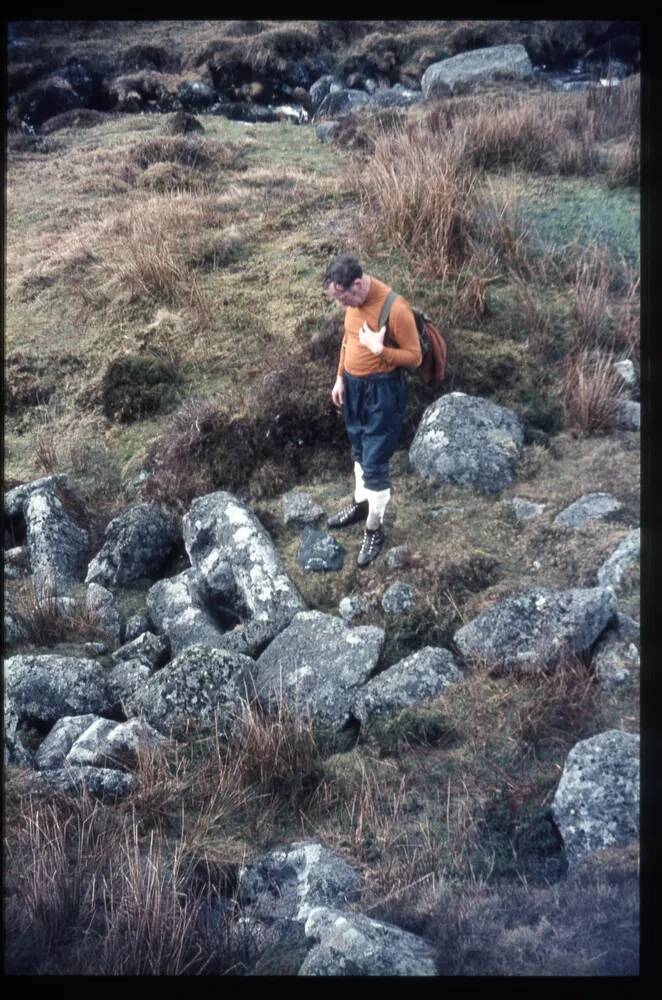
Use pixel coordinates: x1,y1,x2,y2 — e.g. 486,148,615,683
5,19,640,977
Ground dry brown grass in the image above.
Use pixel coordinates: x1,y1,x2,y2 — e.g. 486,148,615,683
10,578,103,647
560,348,626,435
357,124,478,282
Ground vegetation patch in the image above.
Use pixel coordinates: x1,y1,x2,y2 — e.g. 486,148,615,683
101,354,183,423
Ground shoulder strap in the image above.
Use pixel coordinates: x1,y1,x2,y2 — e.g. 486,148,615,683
378,289,399,331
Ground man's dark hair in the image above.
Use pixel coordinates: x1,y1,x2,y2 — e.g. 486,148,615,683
323,254,363,290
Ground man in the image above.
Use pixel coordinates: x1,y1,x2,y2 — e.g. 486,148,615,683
323,254,422,567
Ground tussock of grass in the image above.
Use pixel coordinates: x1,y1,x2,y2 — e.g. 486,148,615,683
561,348,626,435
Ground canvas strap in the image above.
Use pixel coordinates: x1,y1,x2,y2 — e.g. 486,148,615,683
378,290,399,347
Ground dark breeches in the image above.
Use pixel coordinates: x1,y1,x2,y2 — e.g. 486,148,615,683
342,370,407,490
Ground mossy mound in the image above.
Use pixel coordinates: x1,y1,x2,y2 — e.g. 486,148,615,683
101,354,183,423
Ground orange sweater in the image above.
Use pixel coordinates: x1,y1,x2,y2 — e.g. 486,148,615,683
336,277,422,378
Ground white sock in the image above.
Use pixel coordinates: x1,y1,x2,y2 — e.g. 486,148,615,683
354,462,368,504
365,488,390,530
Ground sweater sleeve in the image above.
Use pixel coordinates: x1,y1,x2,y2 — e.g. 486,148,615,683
380,298,422,369
336,333,347,379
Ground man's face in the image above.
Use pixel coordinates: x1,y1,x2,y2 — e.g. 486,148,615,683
325,278,365,308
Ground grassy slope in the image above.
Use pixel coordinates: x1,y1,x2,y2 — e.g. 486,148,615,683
5,26,640,977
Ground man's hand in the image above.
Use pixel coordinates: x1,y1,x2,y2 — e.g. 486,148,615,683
331,376,345,408
358,321,386,356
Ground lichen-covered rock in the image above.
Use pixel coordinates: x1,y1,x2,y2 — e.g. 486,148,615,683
66,717,164,769
4,474,70,519
353,647,463,723
381,581,415,615
296,527,345,572
508,498,546,521
256,611,384,732
4,591,31,647
85,503,180,587
309,74,342,109
385,545,409,569
124,612,152,643
338,594,373,623
591,628,639,691
4,546,29,579
597,530,640,590
107,658,152,714
146,569,229,656
26,765,138,799
111,631,170,670
125,644,258,735
551,730,639,865
4,696,34,767
299,906,438,976
409,392,524,494
86,582,123,646
26,488,89,595
613,401,640,431
554,493,623,528
35,714,99,769
183,491,307,656
282,490,324,528
238,841,362,925
422,43,533,98
454,586,618,672
5,654,111,724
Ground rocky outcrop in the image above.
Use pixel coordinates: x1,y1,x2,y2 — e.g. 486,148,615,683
125,644,258,736
183,491,307,656
5,654,111,725
26,488,89,595
554,493,623,528
454,586,618,672
352,647,463,723
299,906,438,976
597,530,640,590
86,503,180,587
256,611,384,732
551,730,639,865
5,475,70,520
409,393,524,495
238,842,362,925
422,43,533,98
86,582,122,646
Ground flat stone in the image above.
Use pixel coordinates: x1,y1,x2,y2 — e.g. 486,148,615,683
554,493,623,528
353,646,463,723
282,491,324,528
508,498,546,521
296,527,345,572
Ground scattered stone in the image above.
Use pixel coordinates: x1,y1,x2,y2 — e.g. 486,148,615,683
409,392,524,495
554,493,623,528
353,646,463,723
26,488,89,596
238,842,362,925
381,581,415,615
597,530,640,590
592,628,639,691
256,611,384,732
125,644,258,736
369,85,421,108
338,594,372,623
454,586,618,673
282,490,324,528
5,654,111,724
111,631,170,670
314,88,370,119
385,545,409,569
613,401,640,431
35,714,99,769
422,43,533,98
299,906,438,976
86,582,122,646
124,612,152,643
183,491,307,657
551,730,639,865
309,75,342,109
27,765,138,800
296,527,345,572
85,503,180,588
508,498,546,521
